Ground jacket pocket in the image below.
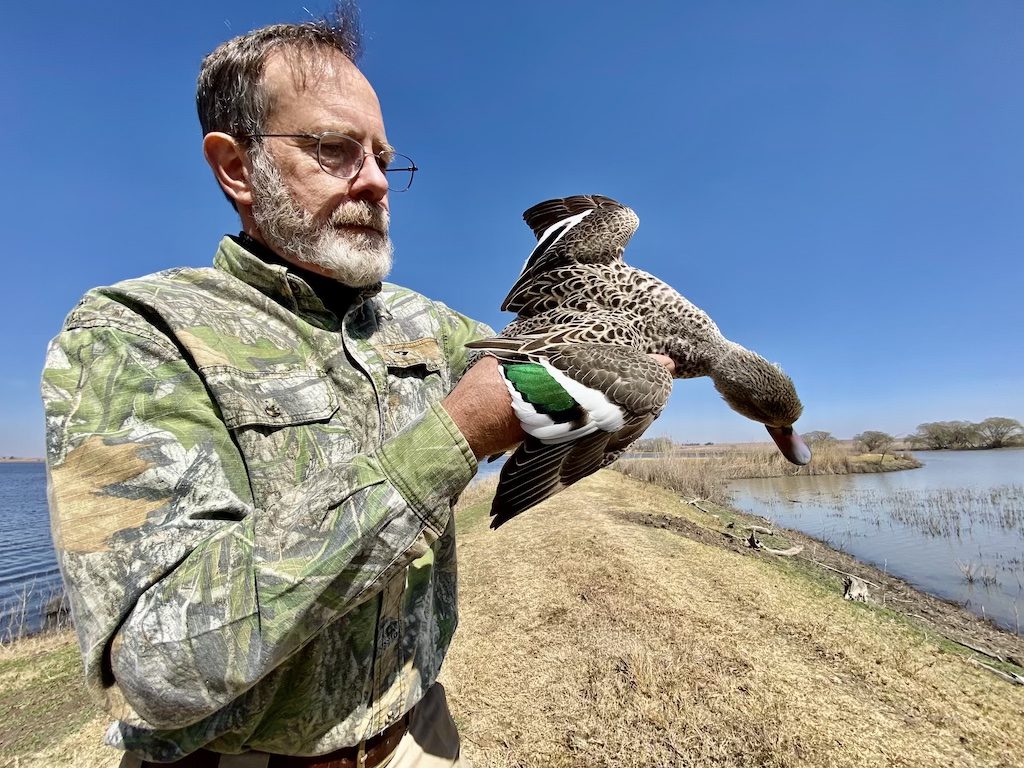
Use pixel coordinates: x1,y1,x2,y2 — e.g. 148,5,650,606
204,367,339,430
374,338,444,378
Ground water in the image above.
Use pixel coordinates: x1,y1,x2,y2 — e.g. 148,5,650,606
730,449,1024,633
0,462,63,638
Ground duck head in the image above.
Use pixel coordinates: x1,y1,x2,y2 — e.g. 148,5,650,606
711,345,811,465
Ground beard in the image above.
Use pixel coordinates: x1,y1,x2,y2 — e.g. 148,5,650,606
247,146,393,287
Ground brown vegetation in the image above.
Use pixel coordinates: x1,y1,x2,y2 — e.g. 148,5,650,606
445,471,1024,767
615,441,921,506
4,469,1023,768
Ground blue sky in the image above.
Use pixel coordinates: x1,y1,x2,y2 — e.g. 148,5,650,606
2,1,1021,456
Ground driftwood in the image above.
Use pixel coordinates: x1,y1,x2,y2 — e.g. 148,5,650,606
968,658,1024,686
686,499,715,516
843,576,870,602
760,543,804,556
743,532,803,557
955,640,1005,663
801,559,881,589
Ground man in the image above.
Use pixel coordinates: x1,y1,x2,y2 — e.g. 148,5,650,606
42,8,520,767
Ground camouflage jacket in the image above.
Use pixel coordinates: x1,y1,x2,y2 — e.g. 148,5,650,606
41,236,491,760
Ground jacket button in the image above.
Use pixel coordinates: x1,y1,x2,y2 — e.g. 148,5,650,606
264,402,282,417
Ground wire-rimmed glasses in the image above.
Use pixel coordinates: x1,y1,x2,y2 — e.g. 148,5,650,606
241,132,418,191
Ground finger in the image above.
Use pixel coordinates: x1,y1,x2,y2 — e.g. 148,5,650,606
649,354,675,376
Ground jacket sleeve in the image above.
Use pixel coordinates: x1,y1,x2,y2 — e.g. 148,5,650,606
42,316,477,730
434,299,496,381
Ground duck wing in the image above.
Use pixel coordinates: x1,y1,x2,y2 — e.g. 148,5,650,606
501,195,639,312
469,342,672,528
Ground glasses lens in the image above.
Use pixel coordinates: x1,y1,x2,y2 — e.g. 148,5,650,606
385,153,416,192
317,133,363,178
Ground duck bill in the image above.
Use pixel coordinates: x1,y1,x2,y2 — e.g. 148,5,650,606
765,425,812,466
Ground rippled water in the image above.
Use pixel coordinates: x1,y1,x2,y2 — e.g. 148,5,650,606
0,462,63,638
730,449,1024,633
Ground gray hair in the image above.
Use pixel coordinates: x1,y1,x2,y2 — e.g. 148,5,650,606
196,2,362,140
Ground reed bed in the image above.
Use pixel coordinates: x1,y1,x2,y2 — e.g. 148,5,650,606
802,485,1024,541
0,581,71,646
613,441,919,504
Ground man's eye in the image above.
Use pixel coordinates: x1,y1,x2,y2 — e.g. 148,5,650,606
319,142,352,165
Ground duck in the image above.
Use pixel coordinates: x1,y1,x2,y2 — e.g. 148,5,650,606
467,194,810,528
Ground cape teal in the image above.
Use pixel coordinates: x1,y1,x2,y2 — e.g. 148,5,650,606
468,194,810,528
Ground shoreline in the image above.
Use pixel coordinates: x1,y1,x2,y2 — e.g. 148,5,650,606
635,490,1024,663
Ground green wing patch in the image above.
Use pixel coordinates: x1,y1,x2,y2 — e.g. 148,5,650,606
503,363,581,418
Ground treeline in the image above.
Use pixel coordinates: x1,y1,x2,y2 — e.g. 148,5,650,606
798,418,1022,452
800,419,1022,452
635,416,1022,455
906,418,1023,450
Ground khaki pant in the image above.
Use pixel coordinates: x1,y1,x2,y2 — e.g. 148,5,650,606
120,683,469,768
383,682,469,768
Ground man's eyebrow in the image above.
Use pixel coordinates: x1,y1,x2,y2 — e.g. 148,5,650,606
305,125,394,152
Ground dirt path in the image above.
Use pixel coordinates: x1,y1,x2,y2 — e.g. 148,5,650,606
443,470,1024,767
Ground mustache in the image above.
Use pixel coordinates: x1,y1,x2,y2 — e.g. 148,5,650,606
329,201,389,235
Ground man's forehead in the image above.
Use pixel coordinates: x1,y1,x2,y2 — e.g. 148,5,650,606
262,46,366,100
260,46,384,136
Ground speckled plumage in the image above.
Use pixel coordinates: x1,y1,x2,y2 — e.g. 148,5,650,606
469,194,808,527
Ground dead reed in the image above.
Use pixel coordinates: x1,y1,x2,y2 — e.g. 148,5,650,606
817,485,1024,541
614,442,920,503
955,560,1000,586
0,580,71,646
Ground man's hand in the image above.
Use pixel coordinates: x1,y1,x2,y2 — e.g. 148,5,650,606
441,356,523,460
650,354,675,377
442,353,675,461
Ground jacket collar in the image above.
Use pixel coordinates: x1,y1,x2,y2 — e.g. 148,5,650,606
213,234,383,329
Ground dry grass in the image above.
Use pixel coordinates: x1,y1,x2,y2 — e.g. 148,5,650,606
5,470,1023,768
615,443,921,505
443,470,1024,768
0,632,112,768
455,473,500,515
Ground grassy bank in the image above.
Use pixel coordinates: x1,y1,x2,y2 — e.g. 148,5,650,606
3,470,1022,767
444,471,1023,767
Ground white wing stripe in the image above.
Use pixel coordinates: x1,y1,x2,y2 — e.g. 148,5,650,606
518,209,594,276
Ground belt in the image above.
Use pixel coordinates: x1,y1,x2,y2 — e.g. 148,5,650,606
134,714,409,768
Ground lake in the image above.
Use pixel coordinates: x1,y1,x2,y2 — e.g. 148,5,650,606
0,462,62,639
730,449,1024,633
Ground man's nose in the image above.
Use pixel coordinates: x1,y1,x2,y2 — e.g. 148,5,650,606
348,156,389,206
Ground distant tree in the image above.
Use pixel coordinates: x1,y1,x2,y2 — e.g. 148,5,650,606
853,430,895,454
911,421,981,450
802,430,835,445
950,421,981,448
910,422,952,449
976,417,1023,449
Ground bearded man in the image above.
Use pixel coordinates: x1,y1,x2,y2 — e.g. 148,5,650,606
41,9,521,768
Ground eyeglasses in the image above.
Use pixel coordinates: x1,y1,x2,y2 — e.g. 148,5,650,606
241,132,418,192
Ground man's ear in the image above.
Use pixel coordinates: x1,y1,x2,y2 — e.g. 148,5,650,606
203,132,253,207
